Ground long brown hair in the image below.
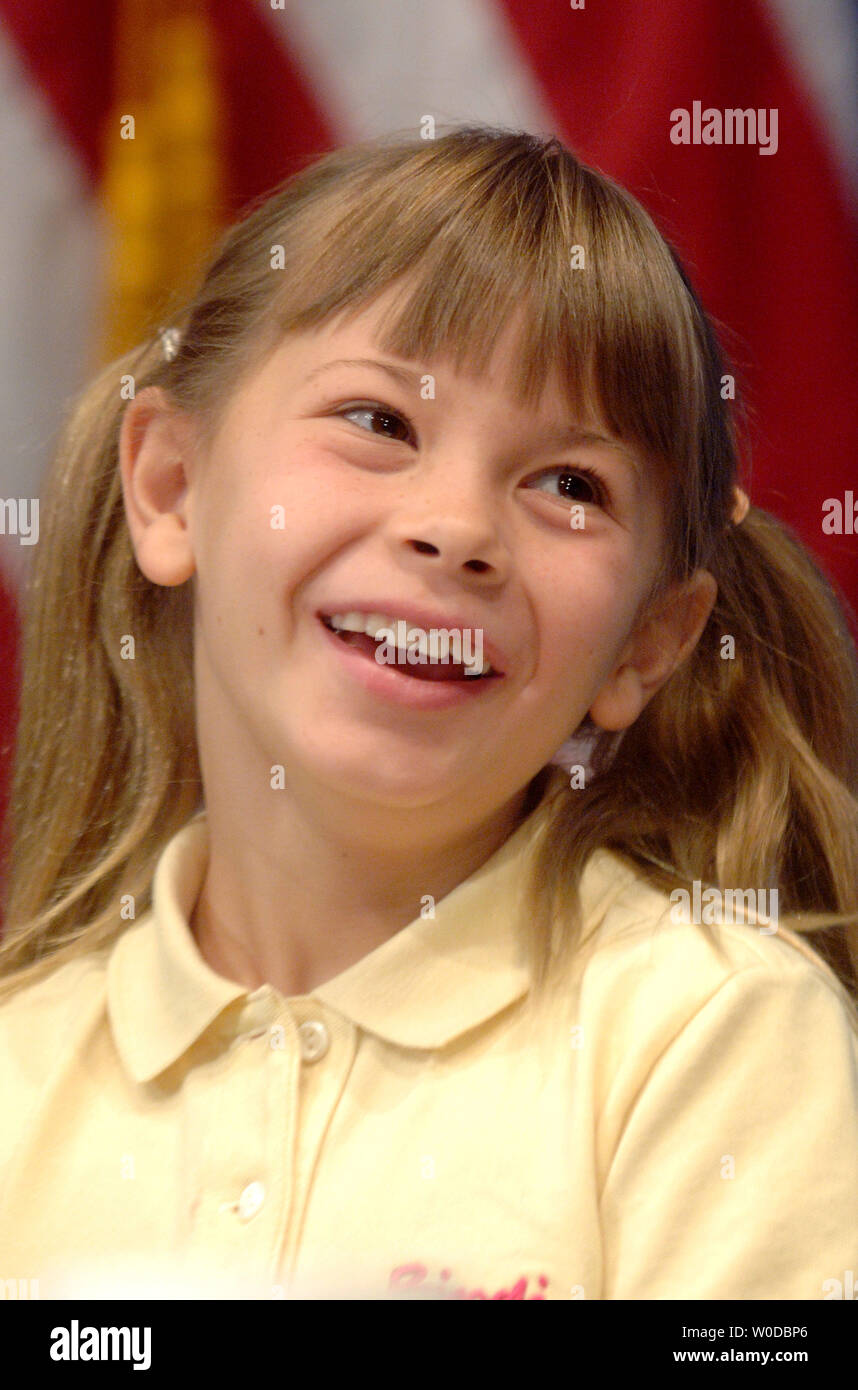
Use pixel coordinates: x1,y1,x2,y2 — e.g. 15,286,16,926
2,125,857,1027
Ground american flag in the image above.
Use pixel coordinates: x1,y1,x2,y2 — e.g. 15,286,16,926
1,0,856,860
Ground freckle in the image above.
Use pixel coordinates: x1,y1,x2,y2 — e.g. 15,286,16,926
258,627,265,636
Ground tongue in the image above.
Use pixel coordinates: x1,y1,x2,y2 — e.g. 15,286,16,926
335,629,479,681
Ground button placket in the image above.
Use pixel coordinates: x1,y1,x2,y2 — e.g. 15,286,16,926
210,1008,336,1278
207,997,283,1234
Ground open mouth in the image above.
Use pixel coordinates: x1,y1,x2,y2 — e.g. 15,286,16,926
318,614,501,683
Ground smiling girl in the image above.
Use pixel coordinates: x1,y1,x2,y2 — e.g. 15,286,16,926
1,126,857,1300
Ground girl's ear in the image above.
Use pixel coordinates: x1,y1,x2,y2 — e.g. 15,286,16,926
119,386,199,587
589,569,718,732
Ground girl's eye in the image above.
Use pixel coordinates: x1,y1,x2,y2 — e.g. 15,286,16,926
335,402,412,443
332,405,607,509
525,465,608,509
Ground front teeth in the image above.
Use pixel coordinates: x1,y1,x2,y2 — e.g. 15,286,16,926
325,611,494,676
329,611,401,639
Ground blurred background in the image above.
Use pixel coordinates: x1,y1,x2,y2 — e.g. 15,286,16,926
0,0,856,903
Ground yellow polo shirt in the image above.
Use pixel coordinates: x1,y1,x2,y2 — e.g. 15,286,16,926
1,797,857,1301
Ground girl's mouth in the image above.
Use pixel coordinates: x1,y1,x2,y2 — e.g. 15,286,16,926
318,614,501,685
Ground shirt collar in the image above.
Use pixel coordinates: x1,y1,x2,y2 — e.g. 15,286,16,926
108,795,626,1083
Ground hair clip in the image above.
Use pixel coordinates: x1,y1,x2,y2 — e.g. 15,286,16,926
158,326,182,363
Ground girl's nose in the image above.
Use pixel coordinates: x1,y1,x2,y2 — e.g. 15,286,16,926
387,511,510,580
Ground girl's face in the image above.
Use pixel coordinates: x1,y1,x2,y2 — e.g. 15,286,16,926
126,285,710,828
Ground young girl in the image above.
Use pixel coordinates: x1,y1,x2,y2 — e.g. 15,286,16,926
1,125,857,1302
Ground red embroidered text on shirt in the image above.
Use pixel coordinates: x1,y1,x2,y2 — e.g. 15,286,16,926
389,1261,548,1299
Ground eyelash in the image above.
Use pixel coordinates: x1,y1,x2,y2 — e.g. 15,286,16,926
332,400,610,508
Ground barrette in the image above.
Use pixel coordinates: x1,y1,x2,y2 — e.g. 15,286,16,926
158,326,182,362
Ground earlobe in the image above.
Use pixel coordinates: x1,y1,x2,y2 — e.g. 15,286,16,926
589,665,645,732
131,492,197,588
589,570,718,732
119,388,198,587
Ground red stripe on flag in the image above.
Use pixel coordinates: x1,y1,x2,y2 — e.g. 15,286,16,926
210,0,339,219
0,0,116,186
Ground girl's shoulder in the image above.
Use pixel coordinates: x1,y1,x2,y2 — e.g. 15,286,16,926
0,946,112,1055
570,845,858,1035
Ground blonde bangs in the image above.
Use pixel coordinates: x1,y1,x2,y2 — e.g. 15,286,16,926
228,129,714,586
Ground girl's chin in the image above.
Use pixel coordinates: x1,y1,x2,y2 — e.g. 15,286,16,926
322,769,470,807
286,748,482,808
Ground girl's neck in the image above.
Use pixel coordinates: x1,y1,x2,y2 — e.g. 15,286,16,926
188,778,543,999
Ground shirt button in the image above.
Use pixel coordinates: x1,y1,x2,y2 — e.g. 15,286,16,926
298,1019,330,1062
237,1182,265,1221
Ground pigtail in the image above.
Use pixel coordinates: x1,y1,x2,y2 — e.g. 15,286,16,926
527,221,858,1019
530,502,858,1017
0,327,202,993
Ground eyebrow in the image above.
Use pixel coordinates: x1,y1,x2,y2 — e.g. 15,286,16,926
303,357,641,481
303,357,422,390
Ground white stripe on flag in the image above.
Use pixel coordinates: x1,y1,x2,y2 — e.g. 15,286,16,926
0,21,106,591
262,0,555,140
767,0,858,202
